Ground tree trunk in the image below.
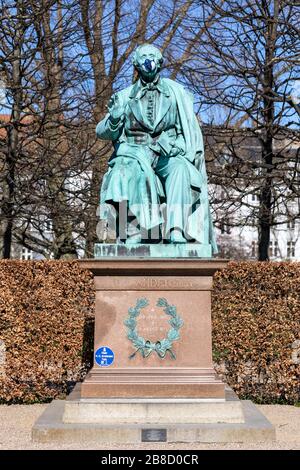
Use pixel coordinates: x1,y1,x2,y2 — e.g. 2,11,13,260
258,146,273,261
2,13,22,258
2,217,13,259
40,4,77,259
84,98,112,258
258,0,278,261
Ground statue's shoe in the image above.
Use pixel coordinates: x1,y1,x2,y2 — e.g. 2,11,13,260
169,231,187,243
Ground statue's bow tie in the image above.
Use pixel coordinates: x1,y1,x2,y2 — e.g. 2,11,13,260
145,82,158,91
136,82,165,99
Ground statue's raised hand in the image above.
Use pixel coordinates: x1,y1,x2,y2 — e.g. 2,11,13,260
107,94,125,123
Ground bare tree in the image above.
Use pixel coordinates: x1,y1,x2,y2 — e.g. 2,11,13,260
0,1,43,258
0,1,95,259
182,0,300,260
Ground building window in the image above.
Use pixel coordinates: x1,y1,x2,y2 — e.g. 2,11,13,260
269,241,278,258
287,219,295,230
269,241,273,257
249,215,256,227
251,194,259,202
287,241,296,258
251,241,257,257
220,218,231,234
21,247,33,260
44,219,53,232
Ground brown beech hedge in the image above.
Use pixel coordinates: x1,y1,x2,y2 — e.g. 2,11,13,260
0,260,299,404
0,260,95,403
212,261,300,404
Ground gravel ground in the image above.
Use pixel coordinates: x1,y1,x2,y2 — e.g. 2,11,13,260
0,403,299,450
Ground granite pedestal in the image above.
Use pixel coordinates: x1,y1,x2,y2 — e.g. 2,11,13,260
32,257,275,444
80,258,226,399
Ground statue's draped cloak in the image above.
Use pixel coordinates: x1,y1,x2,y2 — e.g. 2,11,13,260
97,78,218,253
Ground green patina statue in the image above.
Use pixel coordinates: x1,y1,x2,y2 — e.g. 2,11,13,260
96,43,217,256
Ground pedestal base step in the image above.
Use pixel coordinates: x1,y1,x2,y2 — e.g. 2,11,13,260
81,369,225,399
32,391,275,444
63,392,243,425
32,401,275,444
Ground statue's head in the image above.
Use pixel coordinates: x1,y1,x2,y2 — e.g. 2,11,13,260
133,44,163,82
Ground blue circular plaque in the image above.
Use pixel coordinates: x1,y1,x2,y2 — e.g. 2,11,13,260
95,346,115,367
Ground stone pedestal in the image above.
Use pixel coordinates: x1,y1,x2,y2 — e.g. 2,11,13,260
79,259,227,399
32,257,276,444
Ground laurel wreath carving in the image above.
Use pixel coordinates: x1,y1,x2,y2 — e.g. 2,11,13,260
124,297,184,360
